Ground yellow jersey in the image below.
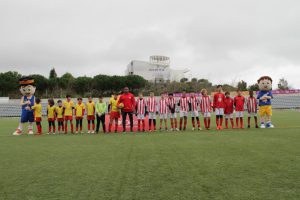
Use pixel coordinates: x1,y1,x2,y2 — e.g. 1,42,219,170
55,106,64,118
109,97,119,112
47,105,56,119
32,103,42,118
63,100,74,116
86,101,95,116
75,103,86,117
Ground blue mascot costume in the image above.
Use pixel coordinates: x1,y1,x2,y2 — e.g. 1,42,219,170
13,77,36,135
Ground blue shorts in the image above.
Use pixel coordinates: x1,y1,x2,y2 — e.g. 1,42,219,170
21,111,34,123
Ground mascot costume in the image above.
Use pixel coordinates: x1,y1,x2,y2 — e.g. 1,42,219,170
13,77,36,135
257,76,274,128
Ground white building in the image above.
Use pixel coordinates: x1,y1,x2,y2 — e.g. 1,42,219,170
125,56,190,82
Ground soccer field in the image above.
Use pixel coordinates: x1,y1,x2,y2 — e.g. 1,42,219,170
0,110,299,200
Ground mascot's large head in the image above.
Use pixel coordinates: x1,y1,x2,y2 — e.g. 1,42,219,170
257,76,272,91
19,77,36,96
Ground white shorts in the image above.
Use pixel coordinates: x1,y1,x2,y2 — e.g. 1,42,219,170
215,108,224,115
160,113,168,119
202,112,211,118
180,111,189,117
137,114,145,120
235,111,244,118
248,112,257,117
148,112,156,119
168,113,177,119
225,114,233,119
190,111,199,117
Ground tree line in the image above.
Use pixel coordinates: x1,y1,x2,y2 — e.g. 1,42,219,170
0,68,290,98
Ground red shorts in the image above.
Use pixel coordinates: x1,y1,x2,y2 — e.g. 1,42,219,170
110,111,120,119
35,117,42,122
57,118,64,122
48,118,55,122
87,115,95,120
64,116,73,121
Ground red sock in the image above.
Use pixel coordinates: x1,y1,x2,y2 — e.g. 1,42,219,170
92,123,95,130
53,126,56,132
171,119,174,129
58,126,61,132
62,124,65,131
236,118,239,127
48,126,51,133
197,118,200,128
216,117,219,127
225,119,228,128
115,122,118,131
71,123,74,133
109,123,112,132
37,125,42,134
174,119,177,128
208,118,211,128
192,118,195,128
240,118,243,128
142,120,145,130
138,120,141,130
220,117,223,126
230,119,234,128
180,118,183,129
204,118,207,128
65,123,68,133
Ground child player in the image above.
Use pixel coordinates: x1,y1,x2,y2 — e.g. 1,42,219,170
224,91,234,129
147,91,157,132
247,90,259,128
55,100,64,134
189,91,201,131
75,97,85,134
167,93,178,131
234,89,246,129
135,92,146,132
47,98,56,134
158,93,168,131
108,92,120,133
213,85,226,130
32,98,42,135
95,96,107,133
200,89,212,130
63,95,74,134
86,96,95,134
178,90,189,131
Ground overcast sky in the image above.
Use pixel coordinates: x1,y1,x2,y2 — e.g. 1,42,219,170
0,0,300,88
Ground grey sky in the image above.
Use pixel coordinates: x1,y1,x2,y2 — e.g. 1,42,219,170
1,0,300,88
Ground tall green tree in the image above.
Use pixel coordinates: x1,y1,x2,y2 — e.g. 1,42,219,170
0,71,22,96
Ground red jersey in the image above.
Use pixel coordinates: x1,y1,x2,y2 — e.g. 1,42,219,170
189,97,199,111
179,96,189,111
200,96,212,113
247,97,257,113
147,97,157,112
213,92,226,108
167,97,176,113
118,92,136,112
159,98,168,114
234,95,245,111
224,97,234,114
136,98,146,115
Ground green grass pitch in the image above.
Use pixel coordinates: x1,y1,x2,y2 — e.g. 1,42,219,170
0,110,299,200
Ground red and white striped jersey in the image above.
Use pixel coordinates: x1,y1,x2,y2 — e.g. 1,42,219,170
189,97,199,111
147,97,157,112
179,97,189,112
159,98,168,114
200,95,212,113
167,97,176,113
136,98,146,115
247,97,257,113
